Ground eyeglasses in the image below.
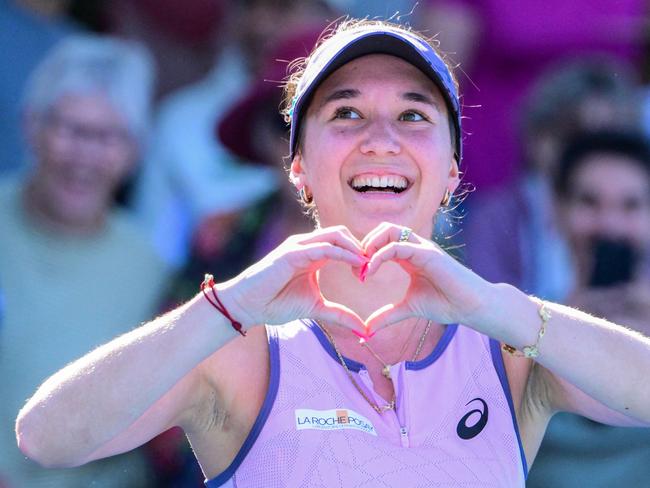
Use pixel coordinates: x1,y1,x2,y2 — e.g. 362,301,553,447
46,112,133,149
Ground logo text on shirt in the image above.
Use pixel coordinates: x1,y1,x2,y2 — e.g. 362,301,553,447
295,408,377,436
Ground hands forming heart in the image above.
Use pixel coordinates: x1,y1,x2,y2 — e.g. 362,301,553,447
215,223,490,339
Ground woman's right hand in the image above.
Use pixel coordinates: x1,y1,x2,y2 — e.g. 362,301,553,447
213,225,368,332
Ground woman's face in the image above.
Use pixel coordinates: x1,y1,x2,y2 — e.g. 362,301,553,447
290,54,459,239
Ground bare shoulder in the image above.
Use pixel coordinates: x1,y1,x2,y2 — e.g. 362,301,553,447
184,325,271,477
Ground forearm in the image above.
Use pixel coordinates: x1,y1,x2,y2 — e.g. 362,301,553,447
474,283,650,423
16,292,239,467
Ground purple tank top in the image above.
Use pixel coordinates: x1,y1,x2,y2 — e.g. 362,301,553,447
206,320,527,487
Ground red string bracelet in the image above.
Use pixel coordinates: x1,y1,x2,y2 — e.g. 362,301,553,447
200,274,246,337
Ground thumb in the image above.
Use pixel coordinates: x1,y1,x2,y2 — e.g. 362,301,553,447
311,299,366,335
365,301,414,332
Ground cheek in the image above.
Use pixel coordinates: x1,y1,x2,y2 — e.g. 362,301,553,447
626,208,650,242
38,132,69,165
564,206,598,241
107,146,136,178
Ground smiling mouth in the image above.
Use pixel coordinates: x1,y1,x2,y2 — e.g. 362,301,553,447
349,174,410,194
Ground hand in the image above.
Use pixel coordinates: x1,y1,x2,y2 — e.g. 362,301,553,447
215,226,367,332
362,222,491,332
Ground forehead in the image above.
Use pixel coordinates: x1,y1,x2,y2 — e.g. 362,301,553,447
571,153,650,192
309,53,446,110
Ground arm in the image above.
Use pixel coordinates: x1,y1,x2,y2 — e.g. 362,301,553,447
16,227,367,468
363,222,650,426
524,282,650,427
483,285,650,426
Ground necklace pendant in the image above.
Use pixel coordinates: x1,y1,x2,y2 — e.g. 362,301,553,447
381,365,391,379
379,400,395,413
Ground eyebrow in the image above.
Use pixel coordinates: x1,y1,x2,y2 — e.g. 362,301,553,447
318,88,361,109
402,91,441,111
318,88,441,112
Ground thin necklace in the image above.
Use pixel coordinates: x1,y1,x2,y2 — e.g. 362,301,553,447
362,319,432,380
316,320,432,415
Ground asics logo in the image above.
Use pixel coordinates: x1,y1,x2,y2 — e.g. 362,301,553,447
456,397,489,440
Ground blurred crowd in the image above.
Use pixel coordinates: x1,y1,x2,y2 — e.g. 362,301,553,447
1,0,650,486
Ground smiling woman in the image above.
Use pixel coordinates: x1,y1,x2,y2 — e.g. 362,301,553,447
15,19,650,488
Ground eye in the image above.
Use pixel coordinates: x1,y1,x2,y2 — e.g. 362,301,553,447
399,110,427,122
333,107,362,120
623,196,644,212
574,192,598,209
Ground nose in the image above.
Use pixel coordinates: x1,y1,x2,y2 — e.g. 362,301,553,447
595,208,629,239
358,119,401,156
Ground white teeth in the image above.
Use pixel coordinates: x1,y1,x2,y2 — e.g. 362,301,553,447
351,174,408,190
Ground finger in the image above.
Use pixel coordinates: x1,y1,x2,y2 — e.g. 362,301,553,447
365,302,415,331
299,225,365,256
365,242,434,278
312,299,366,333
286,242,367,270
360,221,392,251
363,223,423,258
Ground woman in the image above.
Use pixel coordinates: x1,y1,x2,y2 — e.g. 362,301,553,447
16,20,650,487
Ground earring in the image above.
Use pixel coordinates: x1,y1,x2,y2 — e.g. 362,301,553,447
299,186,313,204
441,189,451,207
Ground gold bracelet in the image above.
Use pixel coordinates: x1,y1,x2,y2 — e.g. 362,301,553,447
502,299,551,359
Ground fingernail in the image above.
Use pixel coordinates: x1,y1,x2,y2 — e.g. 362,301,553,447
352,328,375,341
352,329,365,340
359,262,368,282
352,329,372,341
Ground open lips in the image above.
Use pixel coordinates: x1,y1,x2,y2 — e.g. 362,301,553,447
349,174,409,194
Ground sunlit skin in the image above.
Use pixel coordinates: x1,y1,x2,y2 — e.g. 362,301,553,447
25,93,137,234
559,153,650,285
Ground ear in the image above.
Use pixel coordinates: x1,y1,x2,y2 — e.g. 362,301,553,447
447,156,461,194
289,152,308,191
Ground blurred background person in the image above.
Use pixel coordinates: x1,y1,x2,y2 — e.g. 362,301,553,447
419,0,645,191
527,130,650,486
105,0,227,101
462,58,640,302
142,29,323,483
190,25,324,282
131,0,336,270
0,34,169,486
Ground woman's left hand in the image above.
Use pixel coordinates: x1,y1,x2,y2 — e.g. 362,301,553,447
362,222,493,333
